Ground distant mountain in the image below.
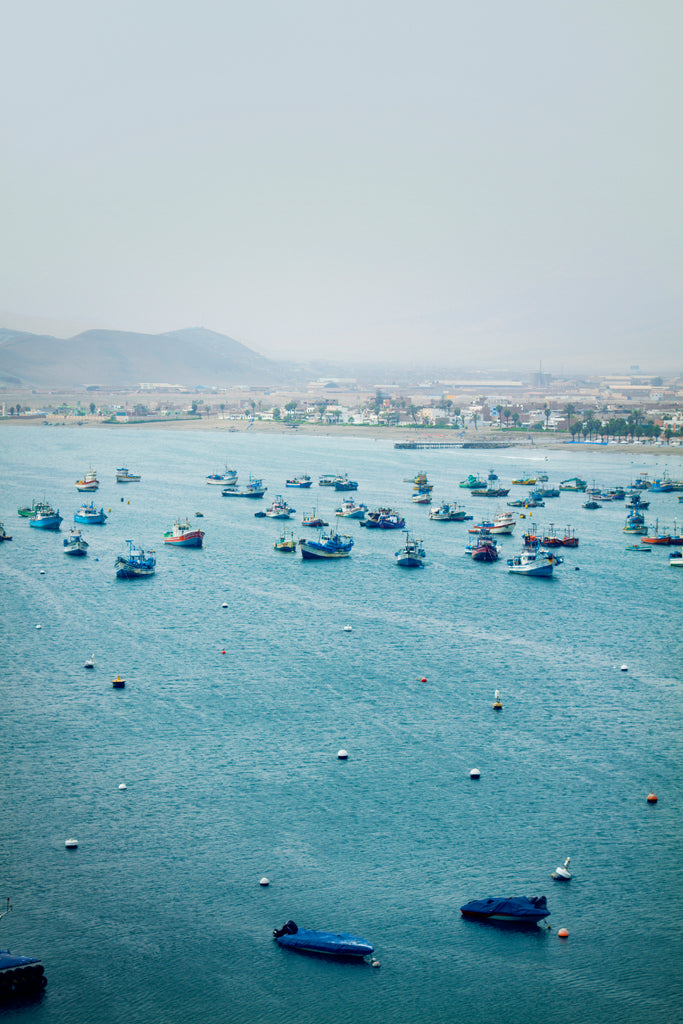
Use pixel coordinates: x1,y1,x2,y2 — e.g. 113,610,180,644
0,326,295,389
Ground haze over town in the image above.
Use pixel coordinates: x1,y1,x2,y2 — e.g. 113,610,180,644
2,0,681,374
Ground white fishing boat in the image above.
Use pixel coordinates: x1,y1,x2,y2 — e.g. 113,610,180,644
75,467,99,491
63,529,89,556
507,550,562,576
206,465,238,486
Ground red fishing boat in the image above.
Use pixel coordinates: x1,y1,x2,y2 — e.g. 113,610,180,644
163,519,205,547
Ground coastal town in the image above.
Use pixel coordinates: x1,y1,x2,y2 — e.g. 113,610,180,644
2,369,682,443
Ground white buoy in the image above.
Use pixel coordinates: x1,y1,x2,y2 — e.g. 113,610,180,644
118,783,127,791
259,877,270,887
39,569,46,575
620,664,628,671
36,624,42,630
222,602,228,608
343,625,352,632
552,856,572,880
469,768,481,779
337,749,349,760
65,838,78,849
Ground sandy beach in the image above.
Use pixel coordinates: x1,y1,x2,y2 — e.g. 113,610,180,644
3,411,682,457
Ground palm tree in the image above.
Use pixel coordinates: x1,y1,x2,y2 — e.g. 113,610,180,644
543,405,551,431
563,403,576,433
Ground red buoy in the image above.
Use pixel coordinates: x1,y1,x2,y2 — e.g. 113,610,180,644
647,792,658,803
420,677,427,683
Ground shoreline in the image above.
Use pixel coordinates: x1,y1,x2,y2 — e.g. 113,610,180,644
2,413,682,456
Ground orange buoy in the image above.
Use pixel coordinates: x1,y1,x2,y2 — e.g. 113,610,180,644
647,792,658,803
221,649,226,654
558,928,569,938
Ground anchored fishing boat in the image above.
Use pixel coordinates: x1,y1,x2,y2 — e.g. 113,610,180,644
206,465,238,486
265,495,296,518
285,474,312,488
18,500,50,518
507,550,562,576
63,529,89,556
468,531,501,562
115,467,141,483
299,528,354,559
163,519,204,547
302,509,328,528
115,541,156,578
29,506,62,530
429,501,469,522
222,475,267,498
560,477,587,491
395,532,426,567
335,499,367,519
75,467,99,491
333,474,359,491
274,530,297,552
74,502,107,524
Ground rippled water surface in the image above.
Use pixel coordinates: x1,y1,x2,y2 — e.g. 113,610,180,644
2,428,682,1024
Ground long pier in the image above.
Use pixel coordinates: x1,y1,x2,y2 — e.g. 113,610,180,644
394,441,513,450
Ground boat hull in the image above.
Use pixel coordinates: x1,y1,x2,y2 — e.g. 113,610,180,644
29,514,62,530
115,563,156,578
74,512,107,524
64,542,88,556
163,531,204,547
299,533,353,558
396,555,424,567
508,562,553,576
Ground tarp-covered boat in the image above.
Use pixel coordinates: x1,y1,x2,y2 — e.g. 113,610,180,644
273,920,374,958
460,896,550,923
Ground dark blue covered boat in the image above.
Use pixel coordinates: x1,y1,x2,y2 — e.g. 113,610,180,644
0,951,47,997
273,920,374,958
460,896,550,924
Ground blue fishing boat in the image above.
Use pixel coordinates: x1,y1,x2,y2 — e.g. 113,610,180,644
29,506,62,530
285,474,312,488
115,541,156,579
299,528,354,559
74,502,108,524
460,896,550,924
273,920,374,958
395,532,426,567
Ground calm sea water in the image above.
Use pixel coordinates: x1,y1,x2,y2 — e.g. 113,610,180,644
1,427,682,1024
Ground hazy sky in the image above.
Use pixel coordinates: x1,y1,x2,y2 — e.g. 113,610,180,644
2,0,680,371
